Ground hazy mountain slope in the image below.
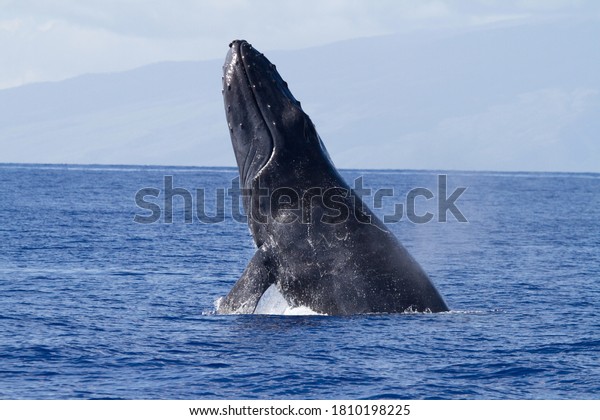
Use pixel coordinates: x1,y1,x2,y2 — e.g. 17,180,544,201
1,20,598,171
0,61,227,166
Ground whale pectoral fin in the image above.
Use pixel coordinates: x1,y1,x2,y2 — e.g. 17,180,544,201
217,246,276,314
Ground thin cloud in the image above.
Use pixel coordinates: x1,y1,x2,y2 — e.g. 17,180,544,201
1,0,598,88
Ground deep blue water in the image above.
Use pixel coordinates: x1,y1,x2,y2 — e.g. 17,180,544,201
0,164,599,399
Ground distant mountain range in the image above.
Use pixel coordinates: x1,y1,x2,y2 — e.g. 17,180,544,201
1,19,598,172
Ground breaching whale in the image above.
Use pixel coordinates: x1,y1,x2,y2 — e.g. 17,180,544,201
217,40,448,315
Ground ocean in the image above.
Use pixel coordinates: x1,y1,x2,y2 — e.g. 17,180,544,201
0,164,598,399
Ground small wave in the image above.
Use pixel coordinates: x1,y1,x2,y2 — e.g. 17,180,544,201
445,309,500,315
209,294,495,317
279,306,324,316
209,293,326,316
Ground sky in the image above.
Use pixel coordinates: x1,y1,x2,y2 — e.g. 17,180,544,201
1,0,598,89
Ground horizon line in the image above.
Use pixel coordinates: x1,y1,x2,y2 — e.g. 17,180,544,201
0,162,598,177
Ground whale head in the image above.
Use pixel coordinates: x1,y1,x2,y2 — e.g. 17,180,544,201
223,40,332,189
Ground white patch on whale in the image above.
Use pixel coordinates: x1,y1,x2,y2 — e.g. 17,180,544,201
253,284,324,316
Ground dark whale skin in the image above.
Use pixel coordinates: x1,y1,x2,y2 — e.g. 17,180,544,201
218,40,449,315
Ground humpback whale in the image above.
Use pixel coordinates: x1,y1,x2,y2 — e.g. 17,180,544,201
217,40,448,315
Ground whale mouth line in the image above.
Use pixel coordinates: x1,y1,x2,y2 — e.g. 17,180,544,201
228,40,277,185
